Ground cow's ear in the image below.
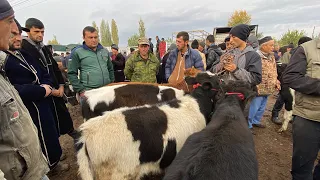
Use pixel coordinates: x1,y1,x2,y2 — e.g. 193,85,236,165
201,82,212,90
185,76,197,85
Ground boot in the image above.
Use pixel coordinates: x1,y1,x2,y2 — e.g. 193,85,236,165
271,116,282,125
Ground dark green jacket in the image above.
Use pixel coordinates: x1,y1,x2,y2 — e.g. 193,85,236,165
68,43,114,93
124,51,160,83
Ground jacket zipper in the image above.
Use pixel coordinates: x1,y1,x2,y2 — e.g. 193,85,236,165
87,72,90,85
96,51,105,85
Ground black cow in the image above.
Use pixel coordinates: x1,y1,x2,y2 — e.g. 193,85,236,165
163,80,258,180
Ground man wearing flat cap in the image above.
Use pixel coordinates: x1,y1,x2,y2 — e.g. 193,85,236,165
124,37,160,83
212,24,262,87
0,1,50,179
111,44,125,82
248,36,279,130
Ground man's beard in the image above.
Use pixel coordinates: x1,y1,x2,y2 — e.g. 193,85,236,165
9,44,21,51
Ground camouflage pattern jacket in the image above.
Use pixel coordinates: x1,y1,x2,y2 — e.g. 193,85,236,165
124,51,160,83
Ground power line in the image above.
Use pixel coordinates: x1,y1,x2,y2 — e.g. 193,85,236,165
12,0,34,7
15,0,50,11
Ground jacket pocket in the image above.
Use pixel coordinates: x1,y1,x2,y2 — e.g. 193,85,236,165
86,72,90,85
311,61,320,79
13,147,30,179
0,96,19,132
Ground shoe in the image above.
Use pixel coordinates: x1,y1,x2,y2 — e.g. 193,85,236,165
250,128,255,135
60,152,67,161
271,116,283,125
48,162,70,176
253,124,266,128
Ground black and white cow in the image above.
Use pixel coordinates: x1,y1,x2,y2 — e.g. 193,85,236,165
276,63,295,132
163,80,258,180
76,72,221,180
81,84,185,121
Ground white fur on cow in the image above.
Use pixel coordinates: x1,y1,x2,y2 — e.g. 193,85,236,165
82,84,185,121
76,72,221,180
78,96,205,180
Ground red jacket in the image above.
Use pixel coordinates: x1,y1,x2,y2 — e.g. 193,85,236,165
159,41,166,59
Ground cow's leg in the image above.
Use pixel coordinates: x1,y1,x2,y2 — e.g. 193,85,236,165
278,88,295,132
279,110,292,132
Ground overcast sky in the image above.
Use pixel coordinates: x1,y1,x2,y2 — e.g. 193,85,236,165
11,0,320,46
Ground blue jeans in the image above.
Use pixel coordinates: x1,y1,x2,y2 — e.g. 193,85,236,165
248,96,269,129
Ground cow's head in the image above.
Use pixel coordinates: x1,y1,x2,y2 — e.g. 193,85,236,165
185,71,222,123
216,80,257,113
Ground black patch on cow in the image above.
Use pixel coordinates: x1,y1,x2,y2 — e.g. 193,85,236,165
113,84,161,107
166,100,181,108
74,130,83,152
140,172,165,180
75,142,83,152
123,106,168,164
81,98,97,120
160,89,178,102
93,102,110,116
160,139,177,169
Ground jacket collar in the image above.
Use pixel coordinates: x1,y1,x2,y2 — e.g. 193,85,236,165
173,47,192,57
257,50,274,60
133,51,158,63
82,42,104,52
23,37,44,50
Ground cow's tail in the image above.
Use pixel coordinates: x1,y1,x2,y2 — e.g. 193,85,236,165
77,137,94,180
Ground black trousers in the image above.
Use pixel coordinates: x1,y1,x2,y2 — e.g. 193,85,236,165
272,93,285,117
292,116,320,180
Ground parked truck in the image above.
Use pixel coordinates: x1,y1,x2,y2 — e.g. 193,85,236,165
213,25,259,45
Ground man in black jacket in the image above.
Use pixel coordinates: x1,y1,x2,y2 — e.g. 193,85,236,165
21,18,78,140
111,44,125,82
282,37,320,180
205,35,222,70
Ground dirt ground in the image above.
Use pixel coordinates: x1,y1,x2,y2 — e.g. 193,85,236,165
50,95,294,180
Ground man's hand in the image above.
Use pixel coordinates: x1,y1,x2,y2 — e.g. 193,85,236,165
51,89,60,97
41,84,52,97
223,63,237,72
79,91,86,98
58,85,64,97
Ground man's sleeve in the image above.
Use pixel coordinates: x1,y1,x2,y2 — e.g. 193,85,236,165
193,52,204,71
51,56,65,85
124,57,134,80
165,53,173,80
67,51,85,93
282,47,320,96
13,84,46,101
233,52,262,85
107,55,115,82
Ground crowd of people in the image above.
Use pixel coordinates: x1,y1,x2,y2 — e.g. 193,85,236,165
1,0,320,179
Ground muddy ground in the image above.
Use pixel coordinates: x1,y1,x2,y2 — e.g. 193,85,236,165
50,95,295,180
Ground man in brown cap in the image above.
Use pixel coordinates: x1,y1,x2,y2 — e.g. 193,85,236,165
124,37,160,83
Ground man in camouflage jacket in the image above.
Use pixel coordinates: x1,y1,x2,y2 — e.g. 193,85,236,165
124,37,160,83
